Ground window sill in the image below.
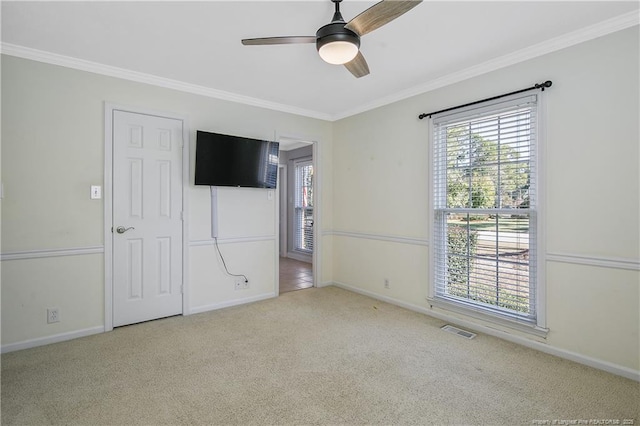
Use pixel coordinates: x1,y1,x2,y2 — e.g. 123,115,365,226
427,296,549,339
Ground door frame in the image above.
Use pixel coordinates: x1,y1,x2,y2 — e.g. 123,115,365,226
103,103,190,332
275,135,322,292
278,164,287,258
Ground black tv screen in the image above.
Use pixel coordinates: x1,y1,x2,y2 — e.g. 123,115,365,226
194,131,279,188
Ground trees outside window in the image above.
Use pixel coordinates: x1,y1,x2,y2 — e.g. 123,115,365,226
294,160,313,253
432,95,539,322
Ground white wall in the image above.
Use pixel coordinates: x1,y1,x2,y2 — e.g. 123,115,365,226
1,55,333,348
331,27,639,374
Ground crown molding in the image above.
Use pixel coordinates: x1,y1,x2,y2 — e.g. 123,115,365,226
0,42,333,122
2,10,638,122
330,10,640,121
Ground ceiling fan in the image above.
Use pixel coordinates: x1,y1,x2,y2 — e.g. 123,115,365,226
241,0,423,78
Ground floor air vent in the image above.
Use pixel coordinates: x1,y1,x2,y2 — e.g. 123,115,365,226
441,325,476,339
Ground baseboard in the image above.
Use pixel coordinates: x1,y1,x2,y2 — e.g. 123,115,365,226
2,293,277,353
331,281,640,382
188,292,276,315
1,326,104,354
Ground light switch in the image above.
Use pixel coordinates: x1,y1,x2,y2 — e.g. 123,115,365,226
91,185,102,200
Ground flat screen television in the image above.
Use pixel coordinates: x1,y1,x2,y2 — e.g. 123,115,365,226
194,130,279,188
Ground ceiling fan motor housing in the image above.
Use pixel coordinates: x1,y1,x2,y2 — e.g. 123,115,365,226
315,22,360,52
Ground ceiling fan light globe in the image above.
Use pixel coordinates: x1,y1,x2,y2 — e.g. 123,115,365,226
318,41,359,65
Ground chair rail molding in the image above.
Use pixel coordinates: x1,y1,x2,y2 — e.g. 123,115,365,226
0,246,104,261
547,252,640,271
327,229,429,247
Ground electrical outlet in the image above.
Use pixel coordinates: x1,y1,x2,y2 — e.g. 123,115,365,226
47,308,60,324
235,278,249,290
384,278,390,289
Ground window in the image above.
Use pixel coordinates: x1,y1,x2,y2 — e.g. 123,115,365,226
431,94,542,328
294,159,313,254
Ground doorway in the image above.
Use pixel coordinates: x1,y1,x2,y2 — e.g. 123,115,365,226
279,257,313,293
277,138,314,294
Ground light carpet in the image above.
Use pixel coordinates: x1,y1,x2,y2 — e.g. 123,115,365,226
2,286,638,425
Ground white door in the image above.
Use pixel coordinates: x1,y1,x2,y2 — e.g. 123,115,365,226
112,110,183,327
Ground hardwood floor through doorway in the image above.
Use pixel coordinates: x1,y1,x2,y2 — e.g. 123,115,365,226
279,257,313,293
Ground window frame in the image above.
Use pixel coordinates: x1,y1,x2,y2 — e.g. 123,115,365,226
293,158,314,254
427,93,547,336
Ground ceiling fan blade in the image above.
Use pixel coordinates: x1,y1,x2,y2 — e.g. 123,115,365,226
345,0,422,37
241,36,316,46
344,52,370,78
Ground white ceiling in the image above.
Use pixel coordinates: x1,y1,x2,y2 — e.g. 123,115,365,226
2,1,638,122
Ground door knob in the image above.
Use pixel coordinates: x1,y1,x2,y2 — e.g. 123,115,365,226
116,226,135,234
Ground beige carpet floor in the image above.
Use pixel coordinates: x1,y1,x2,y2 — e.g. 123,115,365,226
2,286,638,425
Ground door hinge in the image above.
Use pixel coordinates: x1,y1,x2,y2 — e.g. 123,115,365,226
180,211,184,221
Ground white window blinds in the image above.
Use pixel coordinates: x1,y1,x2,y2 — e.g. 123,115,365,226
432,94,538,322
294,160,313,254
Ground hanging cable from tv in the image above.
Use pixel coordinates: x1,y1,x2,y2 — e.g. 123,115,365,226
209,186,248,283
213,237,248,283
